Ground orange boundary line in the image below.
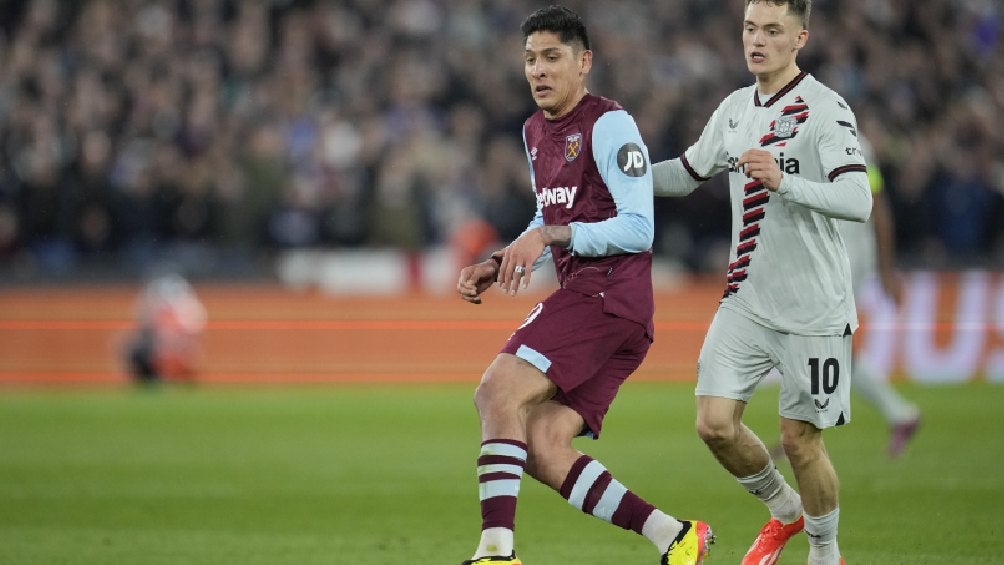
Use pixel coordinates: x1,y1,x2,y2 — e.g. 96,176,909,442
0,320,976,331
0,371,477,384
0,370,677,385
0,320,716,331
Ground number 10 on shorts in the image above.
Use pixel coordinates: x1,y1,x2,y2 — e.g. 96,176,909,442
808,357,840,395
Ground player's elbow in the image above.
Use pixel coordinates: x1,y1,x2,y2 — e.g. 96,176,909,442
831,175,872,222
618,215,654,252
845,192,873,222
849,205,871,223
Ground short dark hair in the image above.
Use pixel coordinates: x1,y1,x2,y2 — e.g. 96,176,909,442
747,0,811,28
520,5,590,51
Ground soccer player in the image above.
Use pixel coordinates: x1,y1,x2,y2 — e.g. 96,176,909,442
651,1,868,564
838,136,921,457
456,5,713,565
125,269,207,384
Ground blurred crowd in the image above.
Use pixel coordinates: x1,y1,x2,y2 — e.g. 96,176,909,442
0,0,1001,280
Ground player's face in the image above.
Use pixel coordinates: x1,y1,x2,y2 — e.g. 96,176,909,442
742,2,807,89
524,31,591,119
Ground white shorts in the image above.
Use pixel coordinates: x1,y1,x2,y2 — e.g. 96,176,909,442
696,306,852,429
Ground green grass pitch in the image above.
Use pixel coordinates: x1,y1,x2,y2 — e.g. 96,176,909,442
0,381,1001,564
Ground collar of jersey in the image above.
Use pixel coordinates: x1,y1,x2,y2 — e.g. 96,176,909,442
754,71,808,108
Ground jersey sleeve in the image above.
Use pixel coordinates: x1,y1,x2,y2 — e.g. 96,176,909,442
776,97,872,222
652,159,700,197
568,109,654,257
518,125,552,271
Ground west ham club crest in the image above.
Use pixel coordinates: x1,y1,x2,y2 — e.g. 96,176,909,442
565,133,582,162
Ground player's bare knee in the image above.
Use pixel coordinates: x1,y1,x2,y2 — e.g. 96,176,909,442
780,421,824,464
473,385,501,419
474,362,545,417
779,433,806,462
473,367,509,416
695,412,736,447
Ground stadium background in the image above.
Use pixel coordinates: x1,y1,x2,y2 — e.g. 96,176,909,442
0,2,1002,564
0,0,1000,384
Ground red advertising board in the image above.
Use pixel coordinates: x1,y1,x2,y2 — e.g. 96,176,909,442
0,272,1000,385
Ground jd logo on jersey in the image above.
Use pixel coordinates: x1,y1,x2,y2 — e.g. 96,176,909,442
617,143,647,177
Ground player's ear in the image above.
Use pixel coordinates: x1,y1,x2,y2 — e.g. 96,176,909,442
579,49,593,75
795,29,808,51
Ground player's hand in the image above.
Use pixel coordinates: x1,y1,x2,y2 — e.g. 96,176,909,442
497,229,546,296
737,149,783,191
457,260,499,304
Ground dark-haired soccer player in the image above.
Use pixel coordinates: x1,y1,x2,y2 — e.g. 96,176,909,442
457,5,712,565
652,1,868,564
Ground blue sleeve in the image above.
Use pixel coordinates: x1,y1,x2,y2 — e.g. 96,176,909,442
520,125,552,270
569,110,655,256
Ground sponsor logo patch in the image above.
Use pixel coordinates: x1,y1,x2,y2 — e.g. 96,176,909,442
617,143,647,177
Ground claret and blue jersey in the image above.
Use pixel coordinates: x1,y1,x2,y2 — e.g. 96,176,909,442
520,94,656,335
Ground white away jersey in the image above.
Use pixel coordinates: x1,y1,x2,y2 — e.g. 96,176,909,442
667,72,872,335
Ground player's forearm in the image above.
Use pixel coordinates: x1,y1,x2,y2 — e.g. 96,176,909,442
776,172,872,222
653,159,701,197
568,213,653,256
503,221,556,273
537,225,572,247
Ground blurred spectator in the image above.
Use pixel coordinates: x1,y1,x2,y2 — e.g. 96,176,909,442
125,267,207,384
0,0,999,280
67,129,118,266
